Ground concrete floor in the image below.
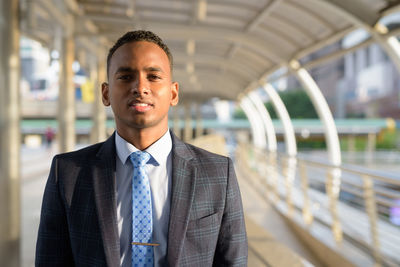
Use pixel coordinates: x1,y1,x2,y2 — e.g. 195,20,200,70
21,145,56,267
236,162,321,267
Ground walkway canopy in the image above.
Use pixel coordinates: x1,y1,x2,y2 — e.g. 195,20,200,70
2,1,400,266
21,0,400,102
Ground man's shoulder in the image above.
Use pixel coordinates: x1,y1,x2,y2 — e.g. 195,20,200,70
179,141,231,167
171,133,230,163
53,141,107,162
186,142,227,158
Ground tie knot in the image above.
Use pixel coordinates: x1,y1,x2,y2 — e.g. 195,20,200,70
130,151,150,167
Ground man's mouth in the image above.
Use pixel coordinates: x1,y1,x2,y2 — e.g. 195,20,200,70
130,102,153,112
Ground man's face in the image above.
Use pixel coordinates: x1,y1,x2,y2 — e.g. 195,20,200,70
102,41,179,136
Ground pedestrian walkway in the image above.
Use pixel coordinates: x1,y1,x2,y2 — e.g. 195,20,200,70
21,145,56,267
21,140,316,267
189,134,319,266
236,163,320,267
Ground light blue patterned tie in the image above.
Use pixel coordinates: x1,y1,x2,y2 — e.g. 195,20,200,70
130,151,153,267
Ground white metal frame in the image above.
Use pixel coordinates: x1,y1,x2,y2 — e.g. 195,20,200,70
262,83,297,156
290,61,341,166
248,90,277,152
240,97,267,148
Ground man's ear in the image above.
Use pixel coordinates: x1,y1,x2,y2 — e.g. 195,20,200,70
101,82,111,106
170,82,179,106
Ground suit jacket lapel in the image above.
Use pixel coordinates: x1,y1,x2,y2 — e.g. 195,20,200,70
93,133,120,267
167,132,197,266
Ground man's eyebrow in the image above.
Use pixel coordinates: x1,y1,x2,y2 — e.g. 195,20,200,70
114,66,165,74
115,67,135,74
145,66,164,73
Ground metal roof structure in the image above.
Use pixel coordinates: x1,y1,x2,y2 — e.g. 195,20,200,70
3,2,400,265
20,0,400,102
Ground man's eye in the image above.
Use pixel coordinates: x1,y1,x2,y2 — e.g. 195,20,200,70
118,75,132,81
148,74,161,80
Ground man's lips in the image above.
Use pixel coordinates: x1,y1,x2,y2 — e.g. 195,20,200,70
129,102,153,112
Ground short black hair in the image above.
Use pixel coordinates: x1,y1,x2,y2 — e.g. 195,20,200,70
106,30,173,77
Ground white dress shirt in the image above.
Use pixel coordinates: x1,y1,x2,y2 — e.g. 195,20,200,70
115,130,172,267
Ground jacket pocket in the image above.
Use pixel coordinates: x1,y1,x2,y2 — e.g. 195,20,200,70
187,212,220,229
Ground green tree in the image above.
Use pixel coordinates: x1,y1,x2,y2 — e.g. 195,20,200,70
233,107,247,119
265,89,318,119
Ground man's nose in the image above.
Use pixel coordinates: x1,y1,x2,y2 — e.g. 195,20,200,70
132,76,149,95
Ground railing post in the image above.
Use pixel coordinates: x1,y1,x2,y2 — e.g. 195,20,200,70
366,133,376,165
283,155,297,217
254,148,268,186
299,161,313,226
172,106,181,139
183,102,192,142
268,151,279,204
326,167,343,242
362,174,382,265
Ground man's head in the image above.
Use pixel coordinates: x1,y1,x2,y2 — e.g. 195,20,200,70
106,30,173,77
102,30,179,147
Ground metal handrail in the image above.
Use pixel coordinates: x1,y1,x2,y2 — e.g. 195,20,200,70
236,142,400,267
295,153,400,184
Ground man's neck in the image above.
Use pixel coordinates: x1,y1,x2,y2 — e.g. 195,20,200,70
116,127,168,150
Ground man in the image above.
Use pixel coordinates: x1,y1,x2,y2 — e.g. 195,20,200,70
36,30,247,267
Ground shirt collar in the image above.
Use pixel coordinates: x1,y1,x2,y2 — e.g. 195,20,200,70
115,130,172,166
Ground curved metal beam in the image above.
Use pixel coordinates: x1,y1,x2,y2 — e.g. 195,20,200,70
83,16,288,63
262,84,297,156
257,24,299,50
248,90,277,152
290,60,341,166
287,1,335,34
373,25,400,74
173,70,246,91
246,0,283,31
174,57,259,82
312,0,380,27
236,48,273,68
174,53,262,77
240,97,267,148
269,13,315,42
175,76,244,101
314,0,400,78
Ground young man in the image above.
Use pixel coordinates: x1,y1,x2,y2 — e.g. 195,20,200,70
36,30,247,267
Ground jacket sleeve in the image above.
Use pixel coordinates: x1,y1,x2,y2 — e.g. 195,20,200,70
35,156,74,267
213,158,248,266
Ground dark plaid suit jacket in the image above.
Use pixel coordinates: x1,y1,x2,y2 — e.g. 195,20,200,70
35,131,247,266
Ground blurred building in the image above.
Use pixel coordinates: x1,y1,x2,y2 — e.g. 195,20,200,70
340,28,400,118
284,28,400,119
20,37,59,101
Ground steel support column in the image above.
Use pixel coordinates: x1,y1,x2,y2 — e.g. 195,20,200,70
290,60,343,241
377,27,400,73
195,103,203,138
183,102,192,142
0,0,21,265
290,61,341,166
248,90,277,152
240,97,267,148
172,106,181,139
262,83,297,156
91,54,107,143
247,90,279,203
366,133,376,165
58,17,76,152
317,0,400,74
